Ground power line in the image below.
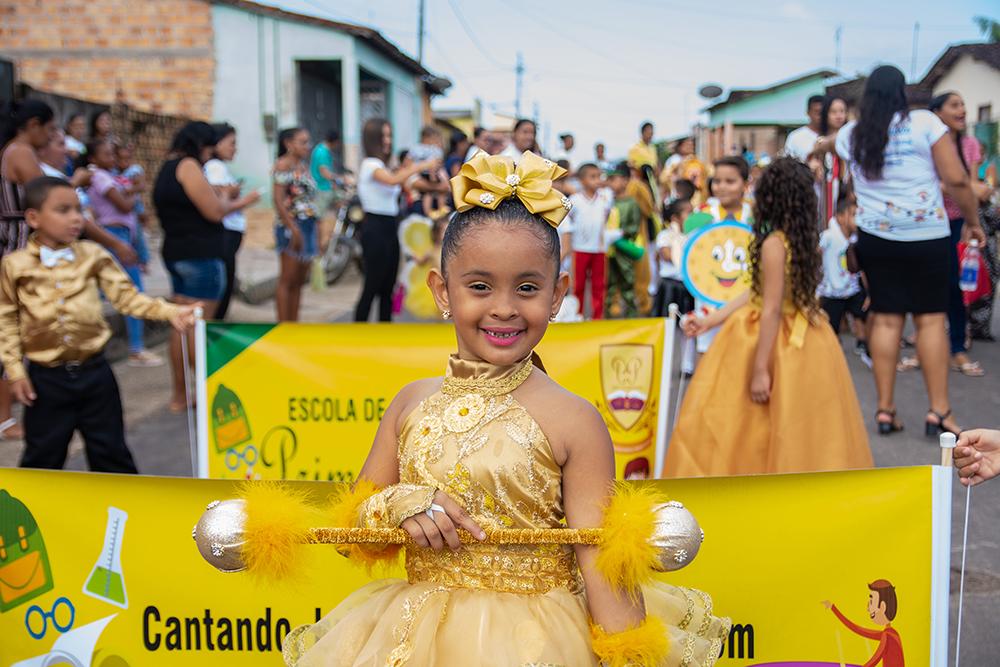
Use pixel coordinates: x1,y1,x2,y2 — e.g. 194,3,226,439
500,0,676,85
278,0,414,34
613,0,975,31
445,0,514,70
426,33,485,101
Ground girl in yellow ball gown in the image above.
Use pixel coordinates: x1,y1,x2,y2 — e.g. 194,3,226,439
664,158,873,478
281,151,730,666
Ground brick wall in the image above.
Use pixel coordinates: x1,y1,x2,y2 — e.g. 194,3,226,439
0,0,215,119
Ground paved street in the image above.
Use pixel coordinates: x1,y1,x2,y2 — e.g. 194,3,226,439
0,248,997,662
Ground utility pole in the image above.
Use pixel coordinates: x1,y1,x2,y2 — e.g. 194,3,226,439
834,24,843,71
910,21,920,81
515,52,524,118
417,0,425,64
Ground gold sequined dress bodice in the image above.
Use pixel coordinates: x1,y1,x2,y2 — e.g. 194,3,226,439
398,355,581,595
283,355,732,667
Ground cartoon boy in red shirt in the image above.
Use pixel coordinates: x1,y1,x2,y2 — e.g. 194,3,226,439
823,579,904,667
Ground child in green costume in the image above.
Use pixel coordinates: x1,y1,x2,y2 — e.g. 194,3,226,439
604,162,643,318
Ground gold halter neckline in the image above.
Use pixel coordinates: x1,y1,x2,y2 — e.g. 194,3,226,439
441,355,534,397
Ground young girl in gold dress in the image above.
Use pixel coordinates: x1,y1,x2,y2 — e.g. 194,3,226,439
281,151,730,666
664,158,874,477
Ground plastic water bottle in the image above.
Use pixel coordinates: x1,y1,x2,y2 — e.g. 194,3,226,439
959,240,980,292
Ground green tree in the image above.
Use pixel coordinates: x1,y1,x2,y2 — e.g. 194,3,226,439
973,16,1000,42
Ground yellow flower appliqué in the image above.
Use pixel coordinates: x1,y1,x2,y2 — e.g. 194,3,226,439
414,414,443,446
443,394,486,433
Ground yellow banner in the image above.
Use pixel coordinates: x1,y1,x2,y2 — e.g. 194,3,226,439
199,320,668,481
0,467,947,666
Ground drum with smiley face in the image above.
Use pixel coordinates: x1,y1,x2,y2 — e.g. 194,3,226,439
680,220,753,308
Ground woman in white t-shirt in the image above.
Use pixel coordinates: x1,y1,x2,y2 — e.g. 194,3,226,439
829,65,984,438
355,118,439,322
500,119,538,161
204,123,260,320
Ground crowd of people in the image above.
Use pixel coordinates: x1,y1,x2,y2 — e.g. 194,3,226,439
0,100,202,469
327,65,997,477
4,59,1000,667
0,59,998,476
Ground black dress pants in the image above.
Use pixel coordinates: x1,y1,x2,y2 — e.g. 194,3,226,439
20,355,138,473
216,228,243,320
354,213,400,322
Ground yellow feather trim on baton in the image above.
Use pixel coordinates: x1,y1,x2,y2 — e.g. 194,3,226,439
239,482,317,583
327,479,401,571
595,483,661,597
590,615,670,667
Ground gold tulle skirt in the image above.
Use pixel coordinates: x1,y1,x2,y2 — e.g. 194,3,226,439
664,305,873,477
282,578,730,666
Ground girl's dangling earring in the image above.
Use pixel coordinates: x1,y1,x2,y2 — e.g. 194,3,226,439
549,313,557,322
442,310,452,320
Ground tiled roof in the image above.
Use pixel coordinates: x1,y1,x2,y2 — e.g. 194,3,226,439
920,42,1000,89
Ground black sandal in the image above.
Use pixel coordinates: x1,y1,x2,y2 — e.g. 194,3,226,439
875,409,904,436
925,409,960,437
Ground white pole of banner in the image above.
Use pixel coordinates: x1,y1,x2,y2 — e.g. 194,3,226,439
194,316,209,478
931,434,956,665
938,431,973,667
955,481,972,667
654,304,679,478
181,309,203,478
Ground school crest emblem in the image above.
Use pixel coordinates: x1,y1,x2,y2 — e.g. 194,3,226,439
600,344,654,432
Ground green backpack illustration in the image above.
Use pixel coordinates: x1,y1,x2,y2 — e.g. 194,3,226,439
0,489,54,612
212,384,252,452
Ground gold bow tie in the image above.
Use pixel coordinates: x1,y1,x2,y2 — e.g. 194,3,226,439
450,150,572,228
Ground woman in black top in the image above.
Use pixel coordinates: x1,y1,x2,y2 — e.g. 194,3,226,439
154,121,235,413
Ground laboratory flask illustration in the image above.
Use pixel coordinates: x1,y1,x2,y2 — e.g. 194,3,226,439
82,507,128,609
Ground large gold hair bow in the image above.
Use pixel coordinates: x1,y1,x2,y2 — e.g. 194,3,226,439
450,150,572,228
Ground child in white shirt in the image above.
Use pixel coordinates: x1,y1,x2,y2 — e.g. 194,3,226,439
566,163,613,319
819,193,871,366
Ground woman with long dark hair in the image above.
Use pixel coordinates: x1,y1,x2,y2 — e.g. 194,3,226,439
833,65,984,437
930,91,994,372
272,127,319,322
89,109,114,144
354,118,438,322
818,95,849,223
154,121,235,411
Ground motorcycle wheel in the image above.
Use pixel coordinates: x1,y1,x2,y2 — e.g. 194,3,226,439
323,236,353,285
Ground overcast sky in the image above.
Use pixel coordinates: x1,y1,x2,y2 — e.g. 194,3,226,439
264,0,995,158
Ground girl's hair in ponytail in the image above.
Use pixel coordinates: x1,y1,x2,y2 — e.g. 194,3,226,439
750,157,822,317
0,99,55,147
276,127,303,159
